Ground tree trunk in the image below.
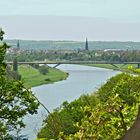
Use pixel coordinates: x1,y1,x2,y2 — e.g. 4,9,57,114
120,106,140,140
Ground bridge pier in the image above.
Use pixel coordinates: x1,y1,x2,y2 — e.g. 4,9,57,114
138,64,140,68
110,64,127,69
53,63,61,68
110,64,120,69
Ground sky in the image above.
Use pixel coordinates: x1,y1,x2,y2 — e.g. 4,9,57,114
0,0,140,41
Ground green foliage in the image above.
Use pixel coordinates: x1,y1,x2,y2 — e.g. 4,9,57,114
0,29,39,138
32,63,40,69
11,57,22,80
129,68,140,74
38,65,49,75
6,66,21,81
0,42,10,75
38,73,140,140
0,28,4,41
13,57,18,71
37,95,99,139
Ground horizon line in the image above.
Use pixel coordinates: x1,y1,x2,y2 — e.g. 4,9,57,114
4,39,140,43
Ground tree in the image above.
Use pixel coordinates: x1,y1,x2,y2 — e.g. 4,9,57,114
12,57,21,80
59,74,140,140
37,95,99,139
13,57,18,71
38,65,49,75
38,73,140,140
32,63,39,69
0,29,39,139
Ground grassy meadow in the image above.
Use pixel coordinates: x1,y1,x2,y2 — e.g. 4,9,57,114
18,65,68,87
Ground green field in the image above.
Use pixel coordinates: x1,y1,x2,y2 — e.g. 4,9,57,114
18,65,68,87
85,64,138,70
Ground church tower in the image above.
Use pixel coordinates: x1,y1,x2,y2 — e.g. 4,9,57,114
17,40,20,50
85,38,89,51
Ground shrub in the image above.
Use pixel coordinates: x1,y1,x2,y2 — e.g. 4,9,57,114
38,65,49,75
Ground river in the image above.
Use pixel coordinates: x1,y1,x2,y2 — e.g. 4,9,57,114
21,64,120,139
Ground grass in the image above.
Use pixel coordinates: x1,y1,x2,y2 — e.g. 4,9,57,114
84,64,140,75
18,65,68,88
84,64,138,70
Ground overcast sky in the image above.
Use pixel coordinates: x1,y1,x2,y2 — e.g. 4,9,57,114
0,0,140,41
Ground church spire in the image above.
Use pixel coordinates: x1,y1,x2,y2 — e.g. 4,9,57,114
85,38,89,51
17,40,20,50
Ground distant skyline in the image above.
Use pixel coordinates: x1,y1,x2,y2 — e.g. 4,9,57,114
0,0,140,41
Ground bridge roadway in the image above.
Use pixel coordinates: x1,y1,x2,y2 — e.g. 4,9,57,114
6,61,140,68
6,61,140,65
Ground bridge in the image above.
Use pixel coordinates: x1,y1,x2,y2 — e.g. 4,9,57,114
6,61,140,68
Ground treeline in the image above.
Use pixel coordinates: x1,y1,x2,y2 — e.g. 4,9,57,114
6,49,140,62
37,73,140,139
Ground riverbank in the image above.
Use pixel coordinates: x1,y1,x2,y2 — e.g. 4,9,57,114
37,73,140,140
84,64,137,70
18,65,68,87
85,64,140,75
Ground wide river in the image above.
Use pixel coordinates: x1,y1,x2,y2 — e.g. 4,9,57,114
22,64,120,139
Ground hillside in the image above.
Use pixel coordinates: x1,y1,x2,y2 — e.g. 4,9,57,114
5,40,140,50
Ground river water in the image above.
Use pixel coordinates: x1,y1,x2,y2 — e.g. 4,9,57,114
21,64,120,139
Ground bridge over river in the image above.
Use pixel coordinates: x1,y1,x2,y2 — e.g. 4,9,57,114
6,61,140,68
